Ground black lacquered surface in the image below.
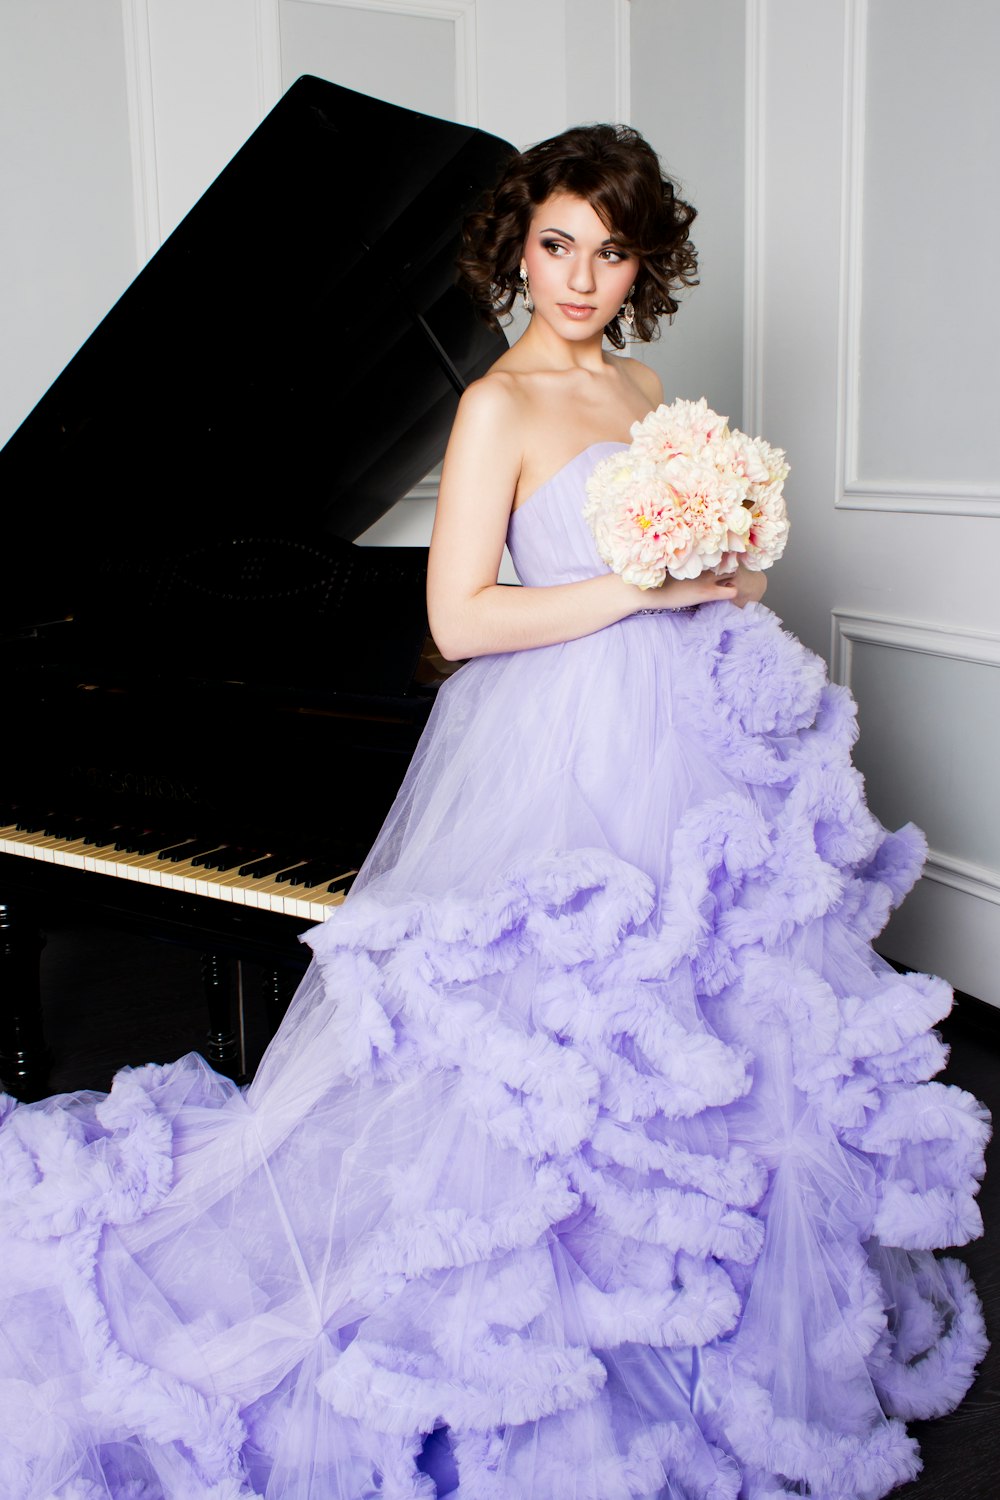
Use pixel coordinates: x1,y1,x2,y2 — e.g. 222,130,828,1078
0,78,515,1095
0,74,513,631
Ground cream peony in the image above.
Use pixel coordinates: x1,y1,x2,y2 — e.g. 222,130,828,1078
583,397,790,590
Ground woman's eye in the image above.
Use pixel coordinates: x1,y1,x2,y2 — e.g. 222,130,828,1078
538,239,628,263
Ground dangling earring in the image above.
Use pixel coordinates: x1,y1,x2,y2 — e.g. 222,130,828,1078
621,285,636,329
519,267,533,313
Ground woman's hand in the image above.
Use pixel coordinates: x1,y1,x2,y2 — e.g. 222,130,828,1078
633,572,740,610
723,562,768,609
631,562,767,613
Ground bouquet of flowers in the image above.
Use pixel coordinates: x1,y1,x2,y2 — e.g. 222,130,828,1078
583,397,790,589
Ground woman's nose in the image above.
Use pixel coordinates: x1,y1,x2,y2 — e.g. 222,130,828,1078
568,260,596,293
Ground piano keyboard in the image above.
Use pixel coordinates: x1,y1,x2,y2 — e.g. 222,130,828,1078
0,820,357,924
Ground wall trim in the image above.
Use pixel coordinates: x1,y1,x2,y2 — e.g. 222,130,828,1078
831,608,1000,906
404,472,441,503
741,0,765,435
837,477,1000,517
831,610,1000,679
832,0,866,518
274,0,479,123
925,851,1000,907
834,0,1000,518
613,0,631,126
255,0,284,116
120,0,161,264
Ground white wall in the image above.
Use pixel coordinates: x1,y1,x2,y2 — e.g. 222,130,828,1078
0,0,136,445
0,0,632,438
4,1,994,1001
0,0,634,568
630,0,746,427
750,0,1000,1004
1,0,742,453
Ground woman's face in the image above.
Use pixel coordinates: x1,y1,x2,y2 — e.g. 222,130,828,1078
520,192,637,340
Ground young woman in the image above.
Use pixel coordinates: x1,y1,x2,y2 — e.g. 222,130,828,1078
428,126,763,664
0,125,987,1500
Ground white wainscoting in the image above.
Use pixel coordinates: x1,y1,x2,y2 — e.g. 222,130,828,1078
834,0,1000,518
752,1,999,998
272,0,477,123
832,610,1000,1003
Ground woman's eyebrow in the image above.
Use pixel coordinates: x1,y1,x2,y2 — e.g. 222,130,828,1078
538,227,618,246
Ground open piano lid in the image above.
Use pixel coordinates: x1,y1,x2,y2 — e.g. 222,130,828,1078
0,76,515,637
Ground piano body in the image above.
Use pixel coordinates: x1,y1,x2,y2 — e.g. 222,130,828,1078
0,76,514,1099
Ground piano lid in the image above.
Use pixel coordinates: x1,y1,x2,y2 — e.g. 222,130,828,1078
0,77,515,631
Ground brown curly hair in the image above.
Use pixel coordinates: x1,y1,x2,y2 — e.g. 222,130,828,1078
457,123,698,350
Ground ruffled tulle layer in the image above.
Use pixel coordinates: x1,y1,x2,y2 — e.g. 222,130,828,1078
0,601,988,1499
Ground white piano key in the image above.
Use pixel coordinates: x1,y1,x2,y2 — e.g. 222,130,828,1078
0,824,346,923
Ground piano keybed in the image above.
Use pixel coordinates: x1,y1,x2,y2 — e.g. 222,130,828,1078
0,809,357,924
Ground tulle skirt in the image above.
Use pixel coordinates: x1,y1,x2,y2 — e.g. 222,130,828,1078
0,601,988,1499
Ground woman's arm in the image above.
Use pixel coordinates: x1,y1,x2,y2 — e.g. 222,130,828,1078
426,379,735,661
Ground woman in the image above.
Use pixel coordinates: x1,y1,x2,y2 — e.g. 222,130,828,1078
0,125,988,1500
428,124,761,663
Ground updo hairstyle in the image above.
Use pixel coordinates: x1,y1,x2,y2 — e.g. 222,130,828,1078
457,123,698,349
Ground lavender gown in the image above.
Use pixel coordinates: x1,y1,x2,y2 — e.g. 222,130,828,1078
0,443,989,1500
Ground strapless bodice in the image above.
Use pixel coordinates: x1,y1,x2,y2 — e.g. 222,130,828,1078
505,441,627,586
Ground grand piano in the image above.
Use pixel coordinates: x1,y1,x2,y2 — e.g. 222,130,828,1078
0,76,514,1100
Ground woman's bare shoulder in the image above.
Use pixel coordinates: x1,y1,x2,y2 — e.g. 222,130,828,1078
456,365,524,422
615,355,664,409
452,361,544,445
443,369,525,493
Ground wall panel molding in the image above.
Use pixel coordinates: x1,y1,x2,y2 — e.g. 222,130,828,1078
741,0,765,435
271,0,479,122
121,0,161,262
833,0,1000,518
255,0,283,114
613,0,631,126
831,608,1000,905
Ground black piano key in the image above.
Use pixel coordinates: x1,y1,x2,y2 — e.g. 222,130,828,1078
157,839,198,860
16,812,51,833
237,852,303,879
42,817,83,840
236,855,280,878
283,861,350,888
193,847,243,872
201,846,261,873
132,830,177,855
170,841,223,863
83,826,122,847
275,863,311,884
190,850,230,870
164,839,227,864
326,872,356,895
114,825,152,853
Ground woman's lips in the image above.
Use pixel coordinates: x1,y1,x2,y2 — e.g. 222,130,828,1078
559,303,596,320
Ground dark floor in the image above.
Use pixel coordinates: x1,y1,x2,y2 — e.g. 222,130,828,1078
21,922,1000,1497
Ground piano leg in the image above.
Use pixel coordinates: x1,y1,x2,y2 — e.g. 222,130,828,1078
0,899,50,1101
201,951,243,1083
